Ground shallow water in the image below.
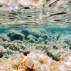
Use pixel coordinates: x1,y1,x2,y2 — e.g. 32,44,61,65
0,27,71,34
0,0,71,60
0,26,71,46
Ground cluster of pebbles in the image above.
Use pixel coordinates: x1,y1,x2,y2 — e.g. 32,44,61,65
0,52,71,71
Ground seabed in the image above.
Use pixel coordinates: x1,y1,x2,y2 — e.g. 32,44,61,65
0,0,71,71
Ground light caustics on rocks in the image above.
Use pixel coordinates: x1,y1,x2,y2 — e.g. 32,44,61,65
4,52,71,71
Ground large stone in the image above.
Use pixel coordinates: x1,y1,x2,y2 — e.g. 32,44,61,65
7,30,24,41
21,28,49,43
22,28,48,38
46,44,69,61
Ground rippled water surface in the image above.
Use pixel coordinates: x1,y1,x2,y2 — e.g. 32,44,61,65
0,0,71,48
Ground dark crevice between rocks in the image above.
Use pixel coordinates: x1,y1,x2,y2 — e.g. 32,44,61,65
27,16,32,17
24,7,30,9
0,5,3,7
26,68,34,71
50,12,68,17
0,53,4,58
9,12,18,15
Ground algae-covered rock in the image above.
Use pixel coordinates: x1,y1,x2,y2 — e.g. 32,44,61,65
21,28,47,38
0,34,10,41
21,28,49,43
28,38,35,43
46,44,69,61
8,44,19,51
0,46,6,58
27,34,37,43
7,30,24,41
27,34,36,40
1,42,26,52
57,34,71,49
21,29,30,39
42,34,48,40
37,37,45,44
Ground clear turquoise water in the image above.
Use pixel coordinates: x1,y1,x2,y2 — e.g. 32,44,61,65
0,27,71,34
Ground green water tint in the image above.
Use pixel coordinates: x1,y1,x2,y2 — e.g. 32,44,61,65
0,27,71,34
0,27,71,51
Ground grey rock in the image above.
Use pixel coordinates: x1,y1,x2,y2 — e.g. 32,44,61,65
21,29,30,39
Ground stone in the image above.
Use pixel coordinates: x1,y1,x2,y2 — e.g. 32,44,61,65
22,28,47,38
0,46,6,58
21,28,49,43
7,30,24,41
42,34,48,40
0,34,10,41
21,29,30,39
23,51,30,56
28,38,35,43
46,44,69,61
27,34,36,40
37,37,44,43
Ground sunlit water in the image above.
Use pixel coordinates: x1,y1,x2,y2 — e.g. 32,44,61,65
0,0,71,49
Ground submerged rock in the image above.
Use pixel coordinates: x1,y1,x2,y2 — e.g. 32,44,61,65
21,28,49,43
0,34,10,41
22,28,47,38
7,30,24,41
46,44,70,61
0,46,6,58
42,34,48,40
28,38,36,43
21,29,30,39
27,34,37,43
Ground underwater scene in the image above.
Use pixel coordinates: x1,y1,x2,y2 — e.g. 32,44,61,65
0,0,71,71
